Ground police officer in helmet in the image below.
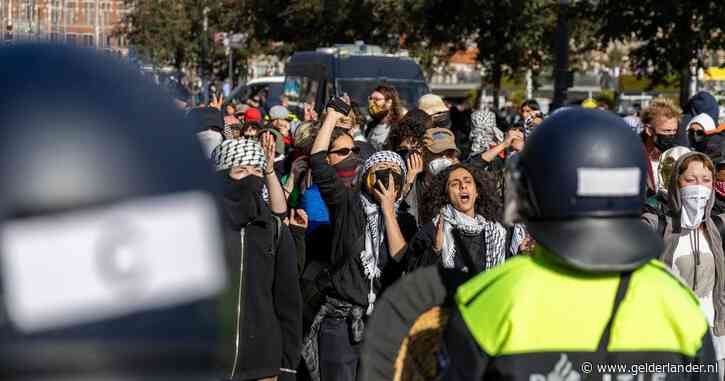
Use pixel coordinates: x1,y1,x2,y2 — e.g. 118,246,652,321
442,108,718,380
0,44,226,380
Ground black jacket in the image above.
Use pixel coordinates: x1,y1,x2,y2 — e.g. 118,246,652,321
406,222,487,273
309,151,408,307
221,203,302,380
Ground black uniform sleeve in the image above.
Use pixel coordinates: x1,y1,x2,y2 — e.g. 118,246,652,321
289,225,306,275
691,330,719,381
310,151,349,213
443,307,488,381
405,222,439,272
273,224,303,373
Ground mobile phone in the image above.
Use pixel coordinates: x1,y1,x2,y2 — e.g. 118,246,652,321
327,96,351,115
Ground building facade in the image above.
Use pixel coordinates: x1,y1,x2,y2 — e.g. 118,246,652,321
0,0,128,53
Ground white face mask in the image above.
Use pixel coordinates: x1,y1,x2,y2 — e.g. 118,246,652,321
680,184,712,229
428,158,453,176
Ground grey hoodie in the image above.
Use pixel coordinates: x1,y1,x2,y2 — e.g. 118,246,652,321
642,151,725,335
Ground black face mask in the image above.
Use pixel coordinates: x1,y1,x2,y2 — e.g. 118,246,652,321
333,155,360,188
653,134,677,152
689,130,708,151
220,172,265,227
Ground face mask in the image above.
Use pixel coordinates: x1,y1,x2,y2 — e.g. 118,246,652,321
680,184,711,230
653,134,677,152
223,172,263,201
333,155,359,188
715,181,725,198
220,171,264,226
428,158,453,176
689,130,709,152
368,101,389,121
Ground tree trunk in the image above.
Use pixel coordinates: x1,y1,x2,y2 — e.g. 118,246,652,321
679,65,691,107
474,71,486,110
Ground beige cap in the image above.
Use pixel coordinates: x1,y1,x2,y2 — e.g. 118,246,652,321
423,128,460,155
418,94,448,115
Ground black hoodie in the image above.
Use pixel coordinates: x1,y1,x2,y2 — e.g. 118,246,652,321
218,173,302,380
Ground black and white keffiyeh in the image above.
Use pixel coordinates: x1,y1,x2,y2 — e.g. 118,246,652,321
212,138,267,172
358,151,406,315
361,150,407,180
434,204,526,271
470,110,504,155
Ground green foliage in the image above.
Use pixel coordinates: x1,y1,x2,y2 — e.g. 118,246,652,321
120,0,596,103
588,0,725,100
377,0,555,82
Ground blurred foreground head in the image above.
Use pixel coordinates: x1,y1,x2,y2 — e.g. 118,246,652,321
0,44,226,380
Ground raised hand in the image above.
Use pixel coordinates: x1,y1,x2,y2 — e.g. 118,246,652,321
405,152,424,185
290,156,309,179
433,216,445,255
261,132,276,174
373,173,397,210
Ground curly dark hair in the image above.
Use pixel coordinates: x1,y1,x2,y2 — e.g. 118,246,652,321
420,163,503,223
383,108,432,151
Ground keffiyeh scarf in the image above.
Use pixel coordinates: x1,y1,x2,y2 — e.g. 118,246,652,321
434,205,526,271
212,138,267,172
359,151,406,315
470,110,504,155
213,138,272,202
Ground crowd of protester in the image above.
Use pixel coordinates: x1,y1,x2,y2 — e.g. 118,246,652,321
185,84,725,380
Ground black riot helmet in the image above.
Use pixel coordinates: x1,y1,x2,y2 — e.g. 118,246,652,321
504,108,663,272
0,44,226,379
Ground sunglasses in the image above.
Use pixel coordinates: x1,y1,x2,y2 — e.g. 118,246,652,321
329,146,360,156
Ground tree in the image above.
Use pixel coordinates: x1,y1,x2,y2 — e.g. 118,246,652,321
221,0,389,53
376,0,556,111
120,0,194,71
590,0,725,104
120,0,258,87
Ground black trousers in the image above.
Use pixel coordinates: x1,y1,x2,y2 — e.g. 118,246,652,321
318,317,362,381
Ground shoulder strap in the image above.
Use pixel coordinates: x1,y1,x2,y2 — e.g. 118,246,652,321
272,215,282,254
597,271,632,352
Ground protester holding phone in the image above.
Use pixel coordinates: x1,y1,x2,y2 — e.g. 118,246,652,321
383,108,433,226
302,96,411,381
